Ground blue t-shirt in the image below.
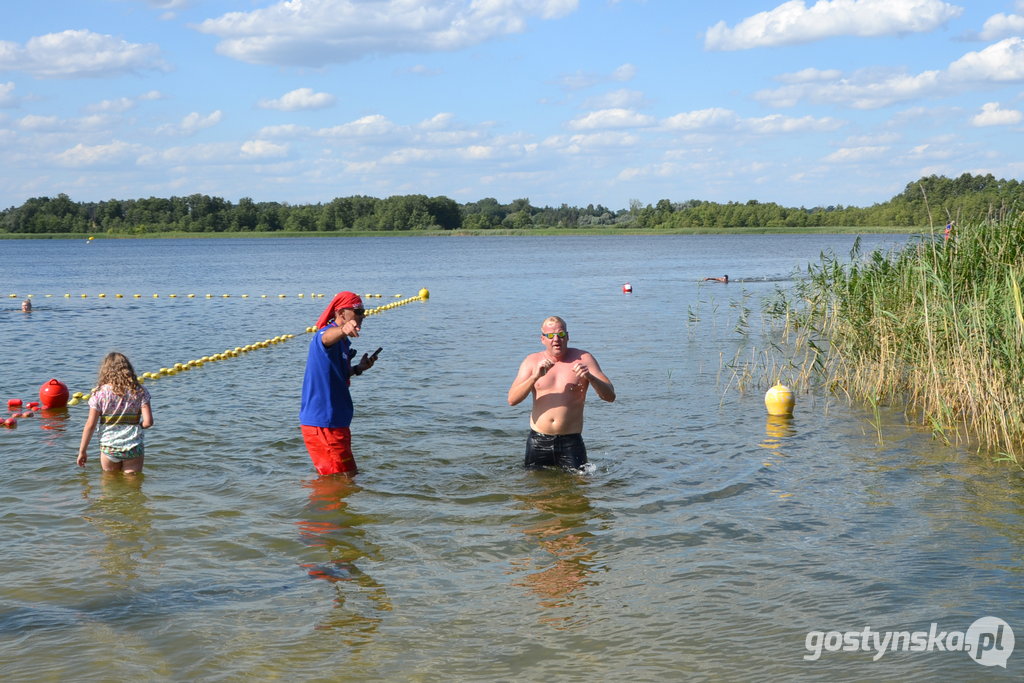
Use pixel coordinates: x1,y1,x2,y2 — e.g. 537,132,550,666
299,325,354,428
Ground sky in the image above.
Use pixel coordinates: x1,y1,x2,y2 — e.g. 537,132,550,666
3,1,1024,212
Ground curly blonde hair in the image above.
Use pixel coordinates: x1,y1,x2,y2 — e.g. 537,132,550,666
96,352,142,396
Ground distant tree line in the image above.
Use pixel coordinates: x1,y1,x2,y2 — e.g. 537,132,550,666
1,174,1020,235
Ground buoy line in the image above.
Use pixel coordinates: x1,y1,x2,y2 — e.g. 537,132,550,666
7,292,408,300
56,288,431,407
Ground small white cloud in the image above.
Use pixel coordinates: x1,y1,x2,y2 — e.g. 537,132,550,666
17,114,61,131
417,113,455,130
567,108,655,130
742,114,844,133
406,64,442,76
824,145,889,162
611,63,636,81
971,102,1024,127
705,0,963,51
583,88,647,110
0,29,165,78
776,68,843,84
557,62,636,91
55,140,140,167
318,114,398,138
258,87,336,111
85,97,137,113
617,163,680,181
258,124,311,138
978,13,1024,41
662,108,739,130
241,139,289,158
0,81,17,107
157,110,224,136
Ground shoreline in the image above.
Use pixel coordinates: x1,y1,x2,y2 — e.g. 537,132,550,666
0,225,923,239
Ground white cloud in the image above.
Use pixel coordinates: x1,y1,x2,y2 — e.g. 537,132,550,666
318,114,399,138
948,38,1024,82
54,141,141,167
85,97,137,113
567,108,655,130
17,114,61,131
824,145,890,162
0,29,165,78
617,163,680,181
241,140,289,158
258,124,312,138
971,102,1024,127
157,111,224,136
777,68,843,84
978,13,1024,41
705,0,963,51
258,87,336,111
543,131,640,154
662,108,740,130
611,63,636,81
0,82,17,107
583,89,647,110
742,114,844,133
557,62,637,91
195,0,580,67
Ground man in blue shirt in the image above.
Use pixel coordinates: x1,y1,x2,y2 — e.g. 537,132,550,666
299,291,378,475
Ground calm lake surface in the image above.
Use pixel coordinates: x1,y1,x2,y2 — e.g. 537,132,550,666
1,235,1021,681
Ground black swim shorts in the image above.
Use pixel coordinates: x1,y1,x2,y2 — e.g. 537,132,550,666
524,430,587,470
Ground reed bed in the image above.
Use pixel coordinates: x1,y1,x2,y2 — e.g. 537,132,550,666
765,220,1024,466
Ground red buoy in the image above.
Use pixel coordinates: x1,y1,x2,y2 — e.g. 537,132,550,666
39,379,70,409
7,398,22,409
622,282,633,293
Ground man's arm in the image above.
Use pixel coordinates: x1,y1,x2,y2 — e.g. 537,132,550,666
508,356,550,406
575,353,615,403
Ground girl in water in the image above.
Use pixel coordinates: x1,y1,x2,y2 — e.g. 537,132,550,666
77,352,153,474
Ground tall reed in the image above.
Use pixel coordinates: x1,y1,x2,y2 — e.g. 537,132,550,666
776,219,1024,466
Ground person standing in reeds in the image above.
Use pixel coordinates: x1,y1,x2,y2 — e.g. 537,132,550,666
944,220,955,242
77,352,153,474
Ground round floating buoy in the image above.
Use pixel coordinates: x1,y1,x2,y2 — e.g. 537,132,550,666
419,288,430,299
39,379,69,409
764,383,795,417
623,282,632,294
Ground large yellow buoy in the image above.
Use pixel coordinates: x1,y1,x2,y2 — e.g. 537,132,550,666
764,383,795,416
419,288,430,299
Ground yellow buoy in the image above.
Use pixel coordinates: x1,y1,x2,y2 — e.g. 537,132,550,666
764,384,795,416
419,288,430,299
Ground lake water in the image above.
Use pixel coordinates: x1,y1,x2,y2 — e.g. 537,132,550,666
1,235,1021,681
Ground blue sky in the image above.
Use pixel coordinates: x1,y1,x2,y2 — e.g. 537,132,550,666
3,0,1024,211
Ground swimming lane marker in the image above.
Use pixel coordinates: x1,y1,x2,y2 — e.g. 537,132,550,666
62,288,431,403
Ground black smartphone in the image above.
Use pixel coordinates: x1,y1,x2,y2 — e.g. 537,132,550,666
372,347,383,358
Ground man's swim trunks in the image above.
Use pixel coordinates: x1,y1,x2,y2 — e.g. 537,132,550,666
524,430,587,470
301,425,357,476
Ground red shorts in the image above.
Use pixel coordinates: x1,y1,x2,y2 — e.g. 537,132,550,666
301,425,357,476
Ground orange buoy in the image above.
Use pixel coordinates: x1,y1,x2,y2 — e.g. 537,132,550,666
39,379,70,409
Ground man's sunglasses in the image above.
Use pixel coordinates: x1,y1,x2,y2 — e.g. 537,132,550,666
542,331,567,339
339,308,366,316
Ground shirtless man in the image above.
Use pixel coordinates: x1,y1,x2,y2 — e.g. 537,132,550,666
508,316,615,470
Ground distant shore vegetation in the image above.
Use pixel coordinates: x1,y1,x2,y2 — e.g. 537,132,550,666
0,173,1016,237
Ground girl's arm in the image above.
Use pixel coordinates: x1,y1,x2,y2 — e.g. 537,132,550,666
77,408,100,467
140,403,153,429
